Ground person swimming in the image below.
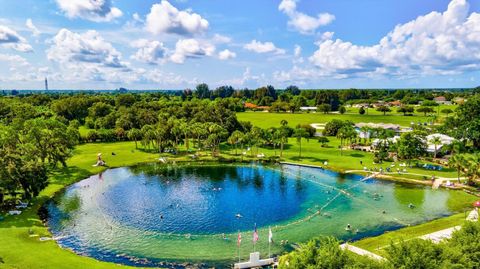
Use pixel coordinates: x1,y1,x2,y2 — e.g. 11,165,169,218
235,214,243,218
408,203,415,209
345,224,352,231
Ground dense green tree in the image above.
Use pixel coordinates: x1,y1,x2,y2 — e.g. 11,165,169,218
279,237,385,269
127,128,142,149
206,123,228,156
323,120,350,136
451,95,480,148
88,102,113,119
386,239,445,269
417,106,435,116
228,130,244,155
318,136,330,147
195,83,211,99
115,94,136,107
359,106,366,115
376,105,391,115
441,108,453,117
396,132,426,164
397,106,414,116
285,85,300,96
336,125,356,155
317,104,332,114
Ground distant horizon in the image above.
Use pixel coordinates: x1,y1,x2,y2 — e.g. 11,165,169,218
1,87,476,92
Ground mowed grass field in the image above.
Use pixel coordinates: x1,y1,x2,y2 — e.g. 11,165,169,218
0,104,463,269
0,142,158,269
237,104,457,129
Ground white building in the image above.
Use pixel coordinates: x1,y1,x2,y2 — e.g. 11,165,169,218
426,133,455,153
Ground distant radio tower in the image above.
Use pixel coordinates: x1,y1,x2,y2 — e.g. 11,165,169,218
45,77,49,91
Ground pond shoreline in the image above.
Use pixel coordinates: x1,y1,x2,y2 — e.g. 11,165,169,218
44,161,476,268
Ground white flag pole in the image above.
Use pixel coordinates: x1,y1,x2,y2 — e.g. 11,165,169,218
268,227,272,258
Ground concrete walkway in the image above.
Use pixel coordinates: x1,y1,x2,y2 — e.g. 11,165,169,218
340,243,386,261
420,226,461,243
345,225,463,261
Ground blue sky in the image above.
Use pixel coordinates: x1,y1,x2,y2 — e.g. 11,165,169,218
0,0,479,90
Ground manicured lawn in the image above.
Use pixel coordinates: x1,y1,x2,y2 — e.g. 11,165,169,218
0,142,158,269
222,137,459,179
352,212,470,255
0,139,465,268
236,108,452,129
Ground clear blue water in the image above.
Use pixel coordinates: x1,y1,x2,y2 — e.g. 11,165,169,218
99,165,307,234
46,163,473,268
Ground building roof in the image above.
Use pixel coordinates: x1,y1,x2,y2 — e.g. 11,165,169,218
355,122,401,130
434,96,447,101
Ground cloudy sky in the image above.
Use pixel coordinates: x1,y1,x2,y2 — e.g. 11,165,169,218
0,0,479,90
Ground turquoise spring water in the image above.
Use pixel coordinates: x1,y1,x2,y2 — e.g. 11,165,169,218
46,163,474,268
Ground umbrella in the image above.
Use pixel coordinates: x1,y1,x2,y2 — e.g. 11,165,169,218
97,153,102,157
474,201,480,207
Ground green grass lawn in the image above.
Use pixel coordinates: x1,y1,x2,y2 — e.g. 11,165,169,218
0,141,159,269
236,105,457,129
221,137,458,179
352,212,470,255
0,138,466,269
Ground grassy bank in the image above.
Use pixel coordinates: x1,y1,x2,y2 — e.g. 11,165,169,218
236,104,458,129
0,142,158,269
352,212,470,255
0,139,470,269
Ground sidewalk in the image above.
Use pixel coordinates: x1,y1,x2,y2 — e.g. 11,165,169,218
340,243,385,261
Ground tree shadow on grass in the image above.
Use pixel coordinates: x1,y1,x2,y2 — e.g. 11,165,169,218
49,166,93,186
0,166,92,229
290,156,329,163
350,153,365,158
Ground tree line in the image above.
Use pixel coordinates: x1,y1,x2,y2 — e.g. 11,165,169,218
279,221,480,269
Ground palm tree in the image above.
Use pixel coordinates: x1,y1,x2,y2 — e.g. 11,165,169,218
170,118,183,152
429,136,442,159
279,126,289,157
249,127,264,157
294,128,309,158
337,125,356,155
359,126,370,143
228,130,244,155
127,128,141,149
207,123,227,156
272,129,282,156
179,120,191,151
463,154,480,186
448,154,465,182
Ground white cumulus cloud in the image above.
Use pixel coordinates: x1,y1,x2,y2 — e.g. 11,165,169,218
170,38,215,64
146,0,209,35
131,39,168,65
47,28,127,68
55,0,122,22
309,0,480,78
218,49,236,60
25,19,40,37
0,25,33,52
279,0,335,34
244,40,285,55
